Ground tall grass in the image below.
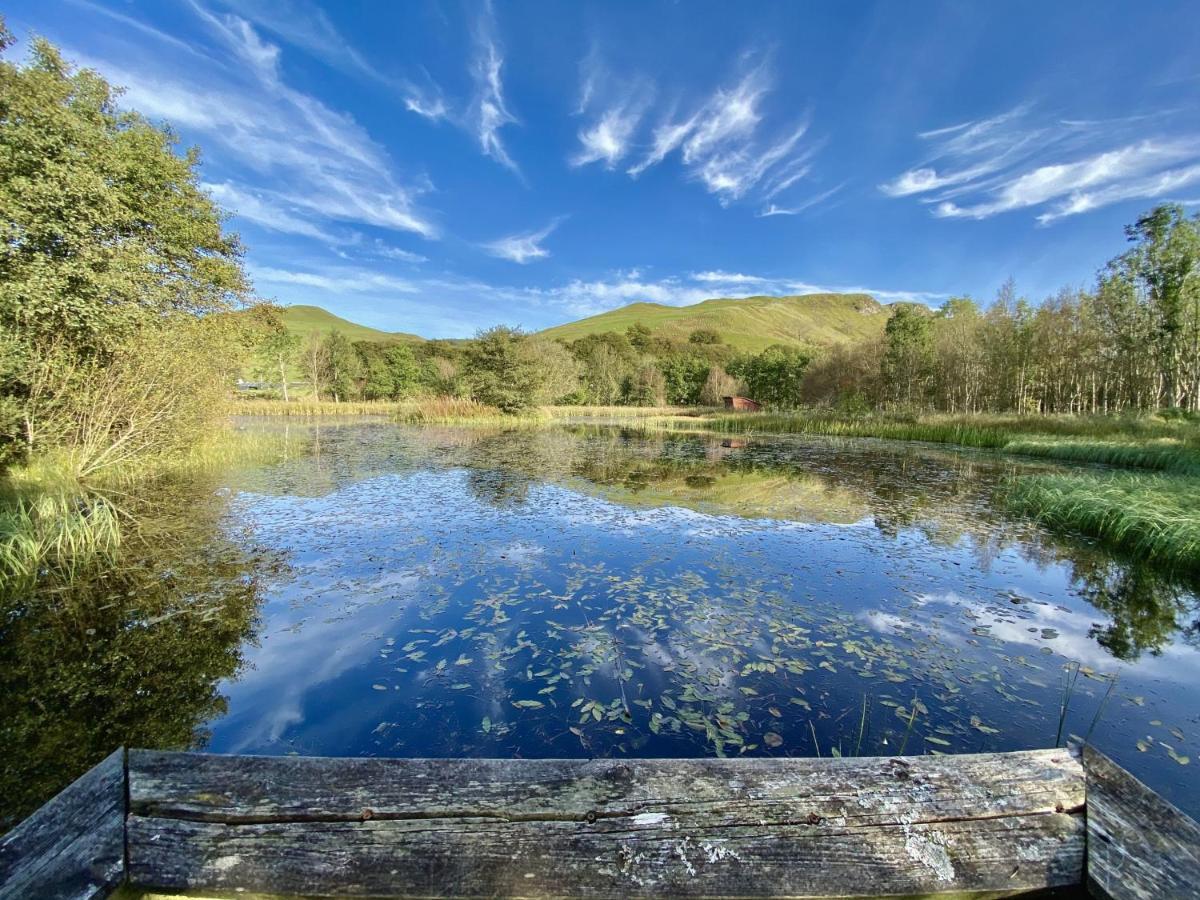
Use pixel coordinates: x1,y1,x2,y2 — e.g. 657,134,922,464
0,467,122,597
0,428,293,599
228,396,515,424
1007,472,1200,571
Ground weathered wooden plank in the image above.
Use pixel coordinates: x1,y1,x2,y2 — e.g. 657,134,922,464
1084,745,1200,900
128,749,1085,898
0,747,126,900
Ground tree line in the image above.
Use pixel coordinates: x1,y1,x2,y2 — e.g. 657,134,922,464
804,205,1200,415
263,201,1199,417
254,319,814,413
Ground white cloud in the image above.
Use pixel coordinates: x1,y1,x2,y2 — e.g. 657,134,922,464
621,64,815,205
573,106,646,169
483,219,562,264
203,181,334,241
756,183,844,217
469,8,520,174
935,140,1200,220
88,11,438,240
251,265,420,294
884,104,1200,222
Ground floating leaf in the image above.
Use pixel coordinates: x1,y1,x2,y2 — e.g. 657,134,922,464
763,732,783,748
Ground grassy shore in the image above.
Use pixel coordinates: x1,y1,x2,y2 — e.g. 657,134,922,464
0,429,292,599
227,396,517,424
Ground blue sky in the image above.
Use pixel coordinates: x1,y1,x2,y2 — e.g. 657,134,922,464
8,1,1200,337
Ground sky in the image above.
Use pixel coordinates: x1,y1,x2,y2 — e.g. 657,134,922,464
6,0,1200,337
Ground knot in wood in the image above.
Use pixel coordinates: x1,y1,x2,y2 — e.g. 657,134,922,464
607,764,632,782
805,812,822,825
361,808,374,821
585,810,598,824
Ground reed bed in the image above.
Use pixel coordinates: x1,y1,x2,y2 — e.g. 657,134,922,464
228,396,516,424
1007,472,1200,571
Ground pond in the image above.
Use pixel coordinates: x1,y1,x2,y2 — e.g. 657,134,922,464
3,418,1198,828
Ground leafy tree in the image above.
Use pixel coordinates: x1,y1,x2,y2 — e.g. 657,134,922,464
699,365,741,406
730,345,812,408
323,331,361,402
464,326,546,413
256,326,300,401
1102,204,1200,408
625,364,667,406
0,25,247,357
298,332,331,399
658,353,710,405
881,306,935,408
0,25,251,466
625,322,653,351
688,328,722,345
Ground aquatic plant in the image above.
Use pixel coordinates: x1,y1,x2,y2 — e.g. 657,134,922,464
1008,473,1200,571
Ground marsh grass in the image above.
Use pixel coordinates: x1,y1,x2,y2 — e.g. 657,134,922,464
0,428,293,599
228,396,516,424
1008,472,1200,571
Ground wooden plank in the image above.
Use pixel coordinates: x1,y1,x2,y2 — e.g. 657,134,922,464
1084,745,1200,900
0,747,126,900
128,749,1085,898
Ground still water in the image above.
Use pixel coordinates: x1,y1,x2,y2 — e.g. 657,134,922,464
3,419,1198,827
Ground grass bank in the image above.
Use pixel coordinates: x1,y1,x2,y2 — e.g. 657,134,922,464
1007,474,1200,571
0,428,291,599
668,410,1200,570
227,396,521,424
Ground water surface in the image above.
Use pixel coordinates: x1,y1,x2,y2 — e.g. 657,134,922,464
3,420,1198,826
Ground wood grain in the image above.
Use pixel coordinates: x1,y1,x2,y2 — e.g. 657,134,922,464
0,747,126,900
1084,745,1200,900
128,748,1086,898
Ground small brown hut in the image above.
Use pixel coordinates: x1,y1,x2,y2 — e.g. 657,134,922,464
722,395,761,412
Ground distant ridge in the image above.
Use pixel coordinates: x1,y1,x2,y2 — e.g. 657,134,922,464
537,293,891,351
278,304,424,344
278,293,907,350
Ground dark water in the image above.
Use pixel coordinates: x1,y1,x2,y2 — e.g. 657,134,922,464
3,420,1198,827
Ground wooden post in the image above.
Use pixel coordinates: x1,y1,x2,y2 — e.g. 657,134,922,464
1084,745,1200,900
0,748,126,900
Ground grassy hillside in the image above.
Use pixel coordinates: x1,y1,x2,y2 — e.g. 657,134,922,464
279,305,424,344
537,293,891,351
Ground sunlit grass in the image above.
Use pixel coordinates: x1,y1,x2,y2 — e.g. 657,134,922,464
1007,472,1200,571
0,428,294,599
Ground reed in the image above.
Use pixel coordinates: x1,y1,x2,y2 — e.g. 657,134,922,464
1007,473,1200,571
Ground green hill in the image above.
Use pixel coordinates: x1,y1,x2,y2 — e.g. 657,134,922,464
279,305,424,344
536,293,892,351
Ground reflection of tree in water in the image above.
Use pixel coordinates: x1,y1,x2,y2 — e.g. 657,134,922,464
1066,555,1200,661
0,475,279,829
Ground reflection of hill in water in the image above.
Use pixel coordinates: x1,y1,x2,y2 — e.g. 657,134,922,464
228,419,1200,664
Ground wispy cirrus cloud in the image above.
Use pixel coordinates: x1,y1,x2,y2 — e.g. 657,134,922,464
567,53,817,209
619,63,816,207
468,5,520,175
85,5,438,241
882,105,1200,223
757,183,845,217
570,53,651,169
483,218,563,264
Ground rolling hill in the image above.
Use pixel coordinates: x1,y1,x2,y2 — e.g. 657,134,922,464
536,293,892,351
278,305,424,344
277,293,908,352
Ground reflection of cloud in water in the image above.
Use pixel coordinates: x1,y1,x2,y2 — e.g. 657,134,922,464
212,570,422,753
865,590,1200,686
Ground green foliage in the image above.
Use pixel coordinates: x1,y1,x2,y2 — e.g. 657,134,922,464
464,326,547,413
1007,473,1200,572
729,344,812,408
0,29,247,358
688,328,722,345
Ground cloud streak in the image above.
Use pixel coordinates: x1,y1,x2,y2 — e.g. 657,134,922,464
883,105,1200,222
89,6,439,240
483,219,563,264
